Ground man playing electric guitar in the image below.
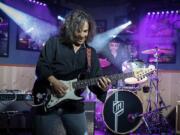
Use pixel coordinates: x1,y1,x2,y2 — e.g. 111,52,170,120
32,9,111,135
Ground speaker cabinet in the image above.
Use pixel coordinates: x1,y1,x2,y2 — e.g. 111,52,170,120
0,101,33,133
0,101,95,134
176,101,180,134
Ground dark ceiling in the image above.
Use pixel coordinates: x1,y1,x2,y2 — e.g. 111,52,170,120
40,0,180,8
38,0,180,20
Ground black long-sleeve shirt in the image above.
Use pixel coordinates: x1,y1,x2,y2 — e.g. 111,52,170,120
35,36,107,113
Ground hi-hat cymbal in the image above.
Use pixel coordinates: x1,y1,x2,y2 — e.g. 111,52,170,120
149,57,171,63
142,48,172,55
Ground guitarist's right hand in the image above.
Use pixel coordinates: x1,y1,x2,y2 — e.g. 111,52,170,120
48,75,68,96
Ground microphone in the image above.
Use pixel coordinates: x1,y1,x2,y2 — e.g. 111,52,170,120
128,113,139,123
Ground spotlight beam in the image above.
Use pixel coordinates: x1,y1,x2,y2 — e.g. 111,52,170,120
0,2,58,44
90,21,132,52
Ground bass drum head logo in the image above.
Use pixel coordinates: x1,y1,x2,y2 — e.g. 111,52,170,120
113,101,124,116
103,90,143,134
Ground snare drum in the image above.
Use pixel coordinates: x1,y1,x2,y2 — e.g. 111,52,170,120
103,90,143,134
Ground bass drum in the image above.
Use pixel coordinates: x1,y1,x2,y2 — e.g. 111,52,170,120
103,90,143,134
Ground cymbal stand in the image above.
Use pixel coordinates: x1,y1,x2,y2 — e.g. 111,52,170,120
139,47,172,134
153,47,167,109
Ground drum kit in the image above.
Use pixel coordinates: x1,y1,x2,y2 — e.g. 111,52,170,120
95,47,173,134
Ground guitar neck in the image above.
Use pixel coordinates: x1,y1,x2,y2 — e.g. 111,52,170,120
72,72,133,89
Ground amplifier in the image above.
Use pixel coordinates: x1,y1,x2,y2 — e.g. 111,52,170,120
176,101,180,134
0,93,33,101
0,101,33,133
0,101,95,134
0,90,33,101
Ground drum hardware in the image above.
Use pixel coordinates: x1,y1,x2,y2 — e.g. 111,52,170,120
122,58,148,86
145,47,167,110
141,47,168,110
141,48,172,55
141,47,172,134
142,48,173,63
142,86,150,93
137,105,172,134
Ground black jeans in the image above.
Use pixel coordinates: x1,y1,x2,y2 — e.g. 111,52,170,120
32,109,88,135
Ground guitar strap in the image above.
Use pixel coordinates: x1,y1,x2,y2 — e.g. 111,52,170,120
86,48,91,73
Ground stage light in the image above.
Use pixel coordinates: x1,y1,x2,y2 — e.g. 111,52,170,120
90,21,132,52
147,10,179,16
27,0,46,6
57,15,65,22
112,35,117,38
166,11,169,14
147,12,151,15
0,2,57,44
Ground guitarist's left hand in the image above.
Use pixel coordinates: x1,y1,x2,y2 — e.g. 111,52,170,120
97,76,111,91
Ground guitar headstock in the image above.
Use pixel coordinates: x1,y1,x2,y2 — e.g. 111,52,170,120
133,65,156,81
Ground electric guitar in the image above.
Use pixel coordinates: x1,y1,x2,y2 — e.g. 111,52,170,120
33,65,155,112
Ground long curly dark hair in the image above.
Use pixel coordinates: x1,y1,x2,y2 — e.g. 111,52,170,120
60,9,96,44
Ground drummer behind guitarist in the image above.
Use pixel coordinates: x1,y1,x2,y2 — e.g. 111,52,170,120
99,37,130,87
32,9,111,135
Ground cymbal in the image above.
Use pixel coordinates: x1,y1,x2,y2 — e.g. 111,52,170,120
99,58,111,68
149,57,171,63
142,48,172,55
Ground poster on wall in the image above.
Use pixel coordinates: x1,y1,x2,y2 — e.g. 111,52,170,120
0,13,9,57
95,20,107,33
140,15,179,63
16,27,44,52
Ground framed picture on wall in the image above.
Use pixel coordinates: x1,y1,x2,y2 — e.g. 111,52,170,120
0,13,9,57
147,42,176,63
95,20,107,33
16,27,44,52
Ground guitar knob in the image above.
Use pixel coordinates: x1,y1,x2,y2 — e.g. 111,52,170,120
36,93,43,99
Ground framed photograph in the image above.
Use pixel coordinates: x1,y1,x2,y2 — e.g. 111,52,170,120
95,20,107,33
146,18,174,37
141,14,178,64
0,13,9,57
17,27,44,52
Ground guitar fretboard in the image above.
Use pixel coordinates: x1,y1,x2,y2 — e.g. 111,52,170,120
72,72,133,89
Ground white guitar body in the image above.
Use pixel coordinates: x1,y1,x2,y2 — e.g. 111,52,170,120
46,79,82,109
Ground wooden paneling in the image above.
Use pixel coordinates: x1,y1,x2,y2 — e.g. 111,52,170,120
0,65,180,116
